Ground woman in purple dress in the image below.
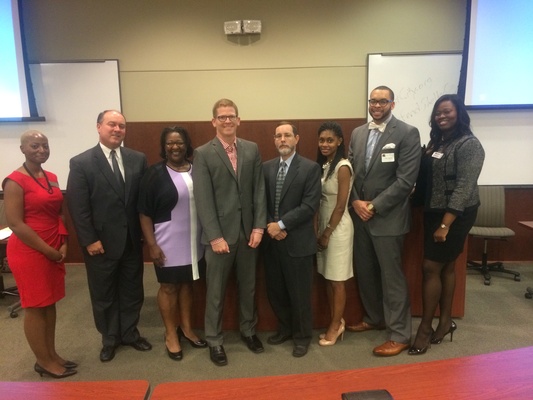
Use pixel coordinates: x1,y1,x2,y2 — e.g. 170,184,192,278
138,126,206,361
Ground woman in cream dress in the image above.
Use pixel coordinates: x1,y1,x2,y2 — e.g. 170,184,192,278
316,121,354,346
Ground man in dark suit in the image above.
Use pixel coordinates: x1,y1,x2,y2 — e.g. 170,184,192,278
347,86,421,357
263,121,321,358
192,98,266,366
67,110,151,362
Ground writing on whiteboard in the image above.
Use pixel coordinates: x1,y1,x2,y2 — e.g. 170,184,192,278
396,79,458,130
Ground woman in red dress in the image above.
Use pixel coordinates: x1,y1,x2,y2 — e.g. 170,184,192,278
3,130,76,379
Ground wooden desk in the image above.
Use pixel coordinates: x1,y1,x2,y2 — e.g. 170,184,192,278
150,347,533,400
0,235,9,293
517,222,533,299
186,206,467,331
519,221,533,230
0,380,150,400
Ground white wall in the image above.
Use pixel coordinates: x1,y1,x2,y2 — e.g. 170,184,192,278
6,1,532,185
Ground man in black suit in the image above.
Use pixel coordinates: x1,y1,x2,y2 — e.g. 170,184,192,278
67,110,151,362
263,121,321,358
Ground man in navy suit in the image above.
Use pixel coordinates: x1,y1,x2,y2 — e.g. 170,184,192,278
347,86,421,357
263,121,321,358
67,110,151,362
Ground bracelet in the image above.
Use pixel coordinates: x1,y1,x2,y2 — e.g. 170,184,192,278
326,224,335,231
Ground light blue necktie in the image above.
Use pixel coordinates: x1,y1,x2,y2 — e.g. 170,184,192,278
365,130,380,169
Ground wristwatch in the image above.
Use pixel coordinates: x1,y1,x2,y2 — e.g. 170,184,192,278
440,223,449,229
367,203,375,212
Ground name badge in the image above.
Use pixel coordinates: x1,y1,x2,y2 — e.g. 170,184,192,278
381,153,395,163
432,152,444,159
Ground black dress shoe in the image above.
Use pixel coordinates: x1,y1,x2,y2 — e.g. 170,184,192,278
100,345,117,362
166,345,183,361
177,326,208,348
209,345,228,366
241,334,264,353
292,344,309,358
267,332,292,345
34,363,77,379
124,337,152,351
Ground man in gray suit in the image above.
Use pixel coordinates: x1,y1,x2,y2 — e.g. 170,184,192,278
193,98,266,366
347,86,421,357
263,121,321,358
67,110,151,362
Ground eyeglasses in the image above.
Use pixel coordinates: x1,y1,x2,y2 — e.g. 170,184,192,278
216,115,238,122
166,141,185,147
368,99,393,106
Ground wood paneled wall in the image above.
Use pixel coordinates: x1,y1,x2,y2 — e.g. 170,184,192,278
124,118,365,166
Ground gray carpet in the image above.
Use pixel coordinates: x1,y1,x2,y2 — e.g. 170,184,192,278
1,263,532,386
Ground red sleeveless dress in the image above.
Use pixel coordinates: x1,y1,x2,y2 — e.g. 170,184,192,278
4,171,67,308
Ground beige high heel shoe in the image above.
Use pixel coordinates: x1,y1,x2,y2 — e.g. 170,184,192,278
319,319,345,346
319,318,345,339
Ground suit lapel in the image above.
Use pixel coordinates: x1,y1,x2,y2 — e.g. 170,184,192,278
122,148,132,204
236,139,244,179
269,160,279,206
212,139,237,182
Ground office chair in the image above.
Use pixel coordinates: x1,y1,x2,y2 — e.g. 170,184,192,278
467,185,520,286
0,200,21,317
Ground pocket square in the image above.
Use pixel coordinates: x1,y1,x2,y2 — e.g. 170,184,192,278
382,143,396,150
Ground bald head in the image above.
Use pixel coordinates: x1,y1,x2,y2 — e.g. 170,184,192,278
20,130,47,145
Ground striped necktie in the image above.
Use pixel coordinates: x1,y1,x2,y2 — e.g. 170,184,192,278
274,161,286,221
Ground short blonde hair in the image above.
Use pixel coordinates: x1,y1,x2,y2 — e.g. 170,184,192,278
212,98,239,117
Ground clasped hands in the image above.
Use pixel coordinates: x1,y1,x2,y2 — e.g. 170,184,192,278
267,222,287,241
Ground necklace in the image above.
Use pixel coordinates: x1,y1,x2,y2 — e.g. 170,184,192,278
23,162,53,194
166,161,191,173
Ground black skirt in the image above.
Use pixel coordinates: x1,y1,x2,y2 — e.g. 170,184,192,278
423,209,477,263
153,258,206,284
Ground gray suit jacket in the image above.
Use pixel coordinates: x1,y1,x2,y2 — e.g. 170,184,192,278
192,137,266,246
67,144,148,259
263,153,322,258
348,115,421,236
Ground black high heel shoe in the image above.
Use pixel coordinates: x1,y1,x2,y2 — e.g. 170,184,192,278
165,345,183,361
408,329,434,356
164,333,183,361
407,343,431,355
177,326,207,348
34,363,77,379
431,321,457,344
63,361,78,369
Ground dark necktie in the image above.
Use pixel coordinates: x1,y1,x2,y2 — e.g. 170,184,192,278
274,161,286,221
111,149,125,193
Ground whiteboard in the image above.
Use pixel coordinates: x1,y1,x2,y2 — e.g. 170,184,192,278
0,60,121,189
368,53,462,145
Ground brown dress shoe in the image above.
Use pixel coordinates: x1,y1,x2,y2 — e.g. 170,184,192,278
346,321,385,332
372,341,410,357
